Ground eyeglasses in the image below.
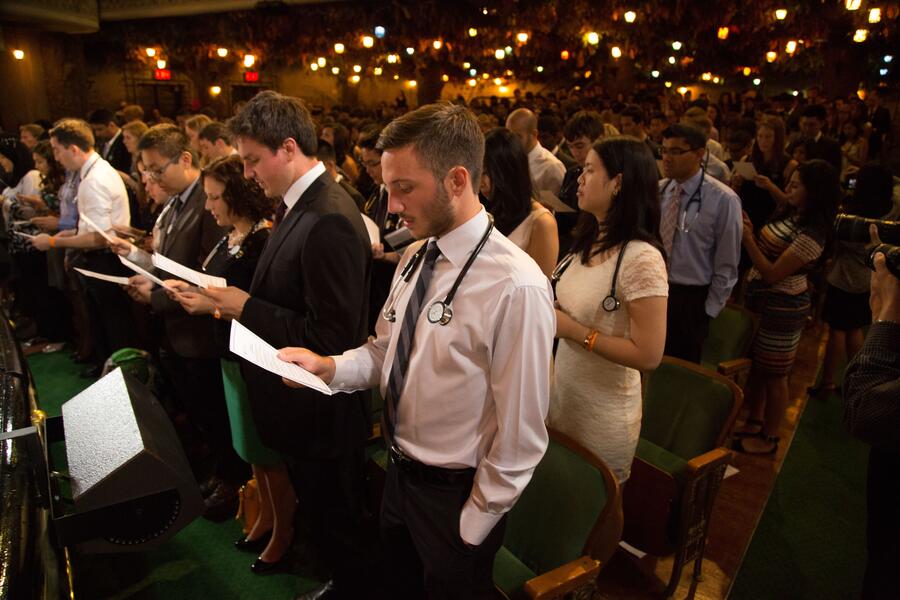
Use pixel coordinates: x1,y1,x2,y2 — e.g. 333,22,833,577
660,146,700,157
145,154,181,180
361,159,381,169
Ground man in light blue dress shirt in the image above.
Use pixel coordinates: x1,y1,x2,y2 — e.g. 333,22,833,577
659,124,743,362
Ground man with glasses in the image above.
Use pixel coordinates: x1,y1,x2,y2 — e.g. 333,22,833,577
113,124,239,519
659,124,742,362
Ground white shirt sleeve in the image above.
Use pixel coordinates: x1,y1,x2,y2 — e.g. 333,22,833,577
458,282,555,545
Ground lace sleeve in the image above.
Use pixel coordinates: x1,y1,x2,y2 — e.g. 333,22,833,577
619,242,669,303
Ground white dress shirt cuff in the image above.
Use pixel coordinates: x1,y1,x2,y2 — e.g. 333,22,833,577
459,499,503,546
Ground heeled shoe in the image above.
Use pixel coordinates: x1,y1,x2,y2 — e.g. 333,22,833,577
732,418,764,438
234,530,272,553
250,552,291,575
732,433,780,456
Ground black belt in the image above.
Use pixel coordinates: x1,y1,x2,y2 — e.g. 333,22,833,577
388,445,476,486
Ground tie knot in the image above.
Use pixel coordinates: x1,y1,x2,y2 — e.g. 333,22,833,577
423,240,441,266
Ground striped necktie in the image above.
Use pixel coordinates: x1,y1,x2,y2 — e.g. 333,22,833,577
661,184,683,259
383,240,441,443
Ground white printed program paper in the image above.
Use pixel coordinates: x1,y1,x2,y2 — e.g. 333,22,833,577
118,255,173,289
152,252,227,289
73,267,131,286
229,320,333,395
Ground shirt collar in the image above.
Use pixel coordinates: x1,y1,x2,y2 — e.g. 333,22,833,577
178,176,200,204
674,168,704,198
283,161,326,212
79,152,100,178
432,207,490,269
106,129,121,149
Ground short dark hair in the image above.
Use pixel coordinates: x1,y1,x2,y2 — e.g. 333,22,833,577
49,118,94,152
227,90,317,156
801,104,827,122
620,105,645,125
202,155,274,222
537,112,563,135
649,111,667,123
662,123,706,150
564,111,604,142
137,123,196,165
378,103,484,192
87,109,116,126
198,121,232,145
570,136,664,263
316,138,336,163
357,125,383,152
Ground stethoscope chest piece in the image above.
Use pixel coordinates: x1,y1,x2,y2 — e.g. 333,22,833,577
602,294,621,312
426,301,453,325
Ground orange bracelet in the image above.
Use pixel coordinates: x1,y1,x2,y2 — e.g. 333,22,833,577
48,236,56,248
582,329,599,353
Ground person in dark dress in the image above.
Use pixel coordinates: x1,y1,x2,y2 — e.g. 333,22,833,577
166,155,295,574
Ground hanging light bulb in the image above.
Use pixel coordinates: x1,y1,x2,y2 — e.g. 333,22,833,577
156,59,167,69
664,81,672,88
517,32,529,43
701,72,712,81
611,46,622,58
650,70,660,78
718,27,729,40
210,86,222,96
13,49,25,60
353,64,362,73
317,57,326,67
493,77,502,85
216,47,228,58
624,11,636,23
677,86,688,95
586,32,600,45
536,65,544,73
468,78,477,87
853,29,868,43
362,36,374,48
743,66,752,76
495,48,505,59
310,63,319,71
387,54,398,63
672,41,683,51
405,47,414,55
331,66,340,74
499,86,509,94
560,50,570,60
433,40,442,50
334,43,345,54
775,8,788,20
374,26,386,39
243,54,256,68
845,0,861,10
374,67,383,75
350,75,360,83
442,74,450,82
469,68,477,76
407,80,417,88
869,8,881,23
753,77,762,86
668,55,676,64
468,27,478,37
766,51,777,62
145,47,156,57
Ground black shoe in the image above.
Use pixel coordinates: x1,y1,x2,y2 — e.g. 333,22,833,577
250,552,290,575
293,580,340,600
203,481,239,522
79,365,101,379
235,530,272,553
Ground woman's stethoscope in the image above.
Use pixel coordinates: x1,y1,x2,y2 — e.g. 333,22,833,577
552,240,630,312
662,167,705,233
382,214,494,326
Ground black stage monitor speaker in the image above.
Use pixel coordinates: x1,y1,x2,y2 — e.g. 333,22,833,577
56,368,203,552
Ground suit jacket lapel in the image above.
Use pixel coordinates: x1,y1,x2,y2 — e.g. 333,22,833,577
250,174,329,293
162,182,202,255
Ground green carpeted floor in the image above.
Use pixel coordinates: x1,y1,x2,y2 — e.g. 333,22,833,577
730,372,870,599
28,350,321,600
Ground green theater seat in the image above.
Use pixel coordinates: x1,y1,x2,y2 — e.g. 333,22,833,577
700,302,758,387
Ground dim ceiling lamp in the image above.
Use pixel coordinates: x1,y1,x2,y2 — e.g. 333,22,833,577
216,47,228,58
611,46,622,58
624,11,636,23
210,86,221,96
13,49,25,60
718,27,729,40
775,8,787,20
561,50,570,60
243,54,256,68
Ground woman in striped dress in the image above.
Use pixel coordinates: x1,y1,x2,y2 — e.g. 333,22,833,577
734,159,839,455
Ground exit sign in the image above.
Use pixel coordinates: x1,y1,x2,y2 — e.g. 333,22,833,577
154,68,172,80
244,71,259,82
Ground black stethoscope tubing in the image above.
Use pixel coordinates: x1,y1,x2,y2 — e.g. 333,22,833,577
663,167,705,233
383,213,494,326
552,239,630,312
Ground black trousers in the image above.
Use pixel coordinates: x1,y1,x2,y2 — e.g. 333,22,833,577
80,251,138,364
157,349,246,483
380,459,506,599
664,283,711,364
287,446,368,596
863,447,900,599
13,251,68,340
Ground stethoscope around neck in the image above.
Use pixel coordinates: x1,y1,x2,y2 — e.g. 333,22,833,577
382,214,494,326
664,167,705,234
552,240,630,312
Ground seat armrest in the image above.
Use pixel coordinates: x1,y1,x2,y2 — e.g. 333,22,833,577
524,556,601,600
717,358,751,376
686,447,732,477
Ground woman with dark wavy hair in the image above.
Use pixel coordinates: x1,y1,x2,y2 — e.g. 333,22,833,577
735,158,839,455
165,155,294,573
480,127,558,276
548,136,668,482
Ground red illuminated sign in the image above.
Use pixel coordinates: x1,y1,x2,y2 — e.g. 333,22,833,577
244,71,259,82
154,68,172,80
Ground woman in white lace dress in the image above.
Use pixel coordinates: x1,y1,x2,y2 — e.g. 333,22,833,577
549,137,668,482
480,127,558,276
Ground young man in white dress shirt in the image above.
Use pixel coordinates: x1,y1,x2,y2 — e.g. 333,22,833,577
279,103,556,599
506,107,566,197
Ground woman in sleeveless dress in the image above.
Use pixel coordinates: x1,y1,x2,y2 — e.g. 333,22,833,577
480,127,558,276
549,137,668,482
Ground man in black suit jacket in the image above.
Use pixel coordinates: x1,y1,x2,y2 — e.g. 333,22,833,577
121,125,242,518
88,108,133,173
799,104,842,172
206,91,371,600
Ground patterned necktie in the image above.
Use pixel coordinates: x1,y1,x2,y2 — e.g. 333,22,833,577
272,200,287,230
383,241,442,443
660,184,683,259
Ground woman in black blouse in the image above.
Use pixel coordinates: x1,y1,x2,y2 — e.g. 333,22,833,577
166,156,292,574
